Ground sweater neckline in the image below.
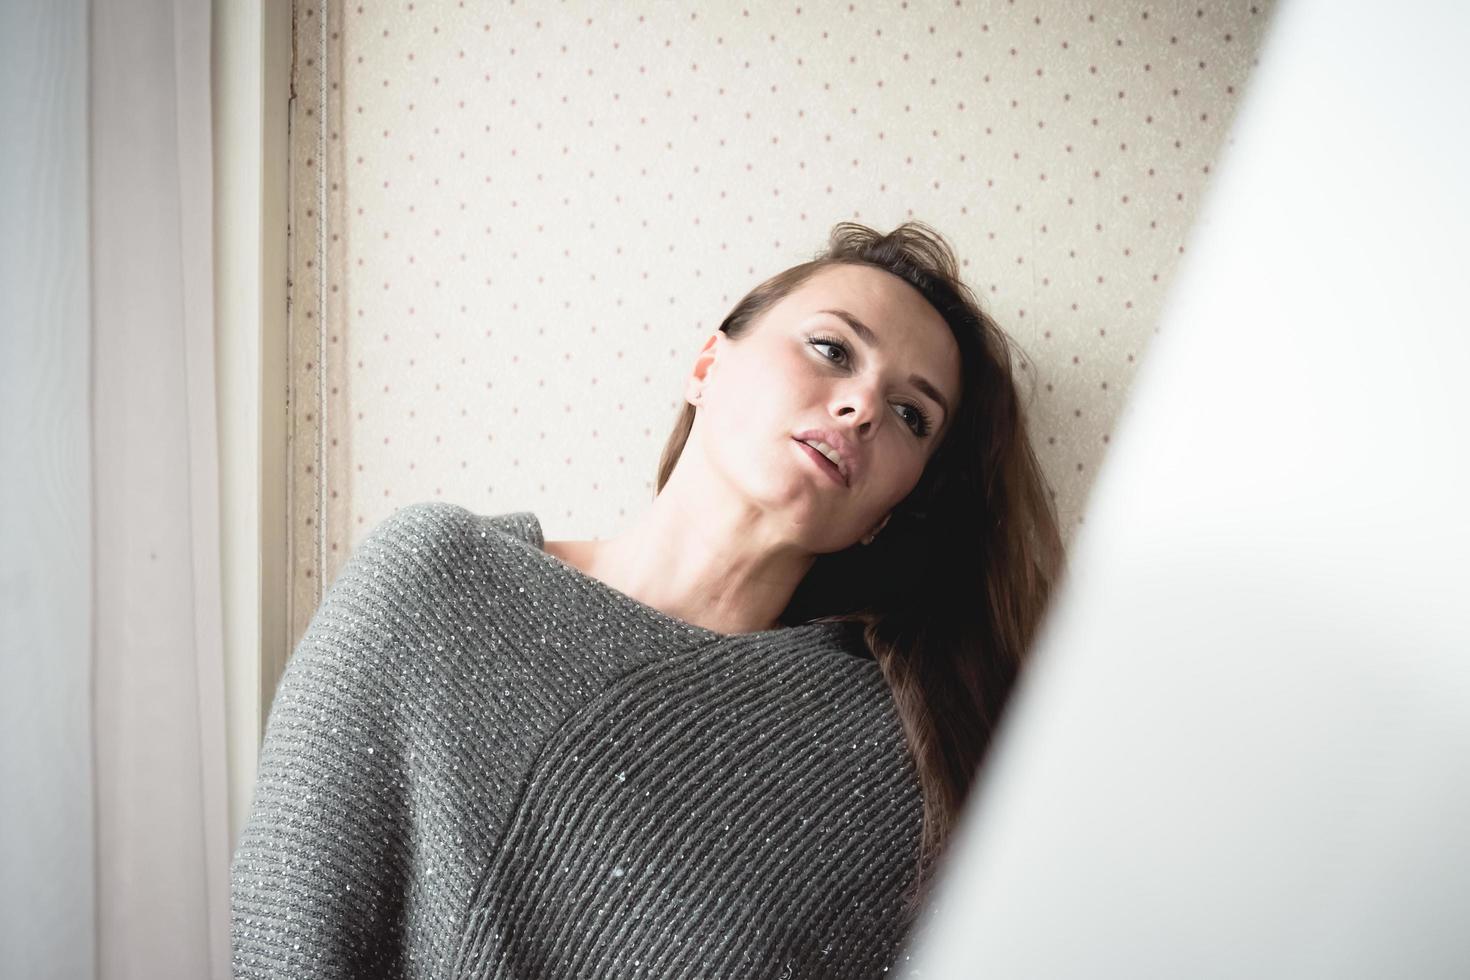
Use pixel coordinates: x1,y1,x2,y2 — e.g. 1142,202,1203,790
517,511,864,651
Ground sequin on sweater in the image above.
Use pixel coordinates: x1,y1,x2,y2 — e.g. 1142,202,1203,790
231,501,923,979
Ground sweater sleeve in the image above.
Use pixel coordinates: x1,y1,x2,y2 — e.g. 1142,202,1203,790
231,506,434,979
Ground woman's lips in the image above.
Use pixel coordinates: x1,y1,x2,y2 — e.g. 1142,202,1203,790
795,438,847,487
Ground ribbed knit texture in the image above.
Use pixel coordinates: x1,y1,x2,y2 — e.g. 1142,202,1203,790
231,501,924,979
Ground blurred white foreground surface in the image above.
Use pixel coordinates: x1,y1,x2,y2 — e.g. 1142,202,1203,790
897,0,1470,976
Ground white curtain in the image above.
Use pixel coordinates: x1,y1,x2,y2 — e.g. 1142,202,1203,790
1,1,231,977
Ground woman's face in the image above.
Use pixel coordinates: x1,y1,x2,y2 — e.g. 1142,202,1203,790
684,263,963,552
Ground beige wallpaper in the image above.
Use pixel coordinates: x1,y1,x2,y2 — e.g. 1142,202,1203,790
287,0,1276,642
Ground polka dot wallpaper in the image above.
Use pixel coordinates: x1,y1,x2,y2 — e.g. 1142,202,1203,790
287,0,1276,640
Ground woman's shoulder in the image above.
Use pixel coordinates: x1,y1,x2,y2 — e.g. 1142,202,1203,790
288,502,547,692
309,501,544,644
364,500,543,554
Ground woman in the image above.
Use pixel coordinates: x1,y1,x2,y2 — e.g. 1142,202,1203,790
231,221,1064,979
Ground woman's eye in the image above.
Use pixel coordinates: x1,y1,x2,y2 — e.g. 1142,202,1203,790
809,336,848,364
896,402,933,437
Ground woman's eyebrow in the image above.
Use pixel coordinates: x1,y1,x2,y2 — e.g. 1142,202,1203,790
817,308,951,422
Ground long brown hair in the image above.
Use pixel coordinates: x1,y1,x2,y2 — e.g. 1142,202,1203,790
655,220,1066,922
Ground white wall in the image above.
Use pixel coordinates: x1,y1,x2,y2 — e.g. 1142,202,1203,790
283,1,1279,646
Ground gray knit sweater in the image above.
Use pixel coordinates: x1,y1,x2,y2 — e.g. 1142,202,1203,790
231,501,923,979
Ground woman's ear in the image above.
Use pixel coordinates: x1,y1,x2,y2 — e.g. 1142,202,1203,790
685,332,721,406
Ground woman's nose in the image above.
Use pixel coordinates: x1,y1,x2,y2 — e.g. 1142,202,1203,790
833,387,881,433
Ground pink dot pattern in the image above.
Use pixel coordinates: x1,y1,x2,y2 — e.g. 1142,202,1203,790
288,0,1276,639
